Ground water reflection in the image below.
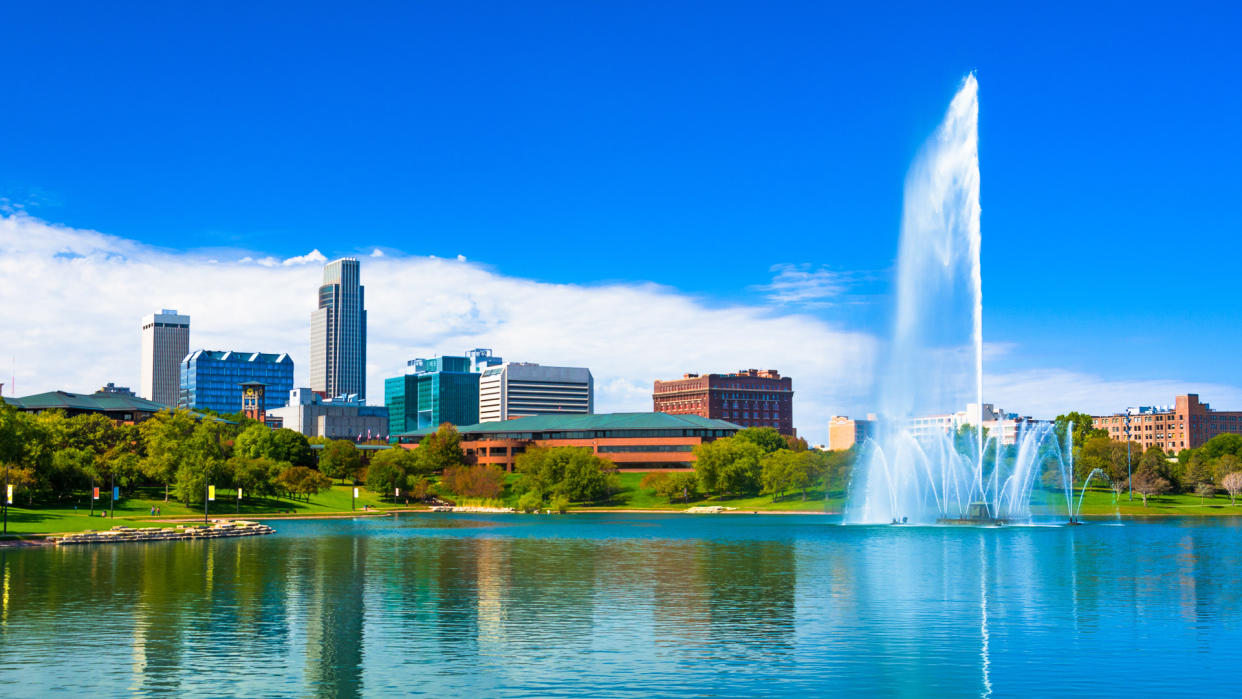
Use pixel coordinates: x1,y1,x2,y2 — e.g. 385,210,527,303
2,516,1242,696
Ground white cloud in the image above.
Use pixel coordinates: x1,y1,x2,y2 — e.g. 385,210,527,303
0,214,878,444
752,263,852,306
986,369,1242,420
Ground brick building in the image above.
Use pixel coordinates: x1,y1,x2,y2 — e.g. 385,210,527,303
1092,394,1242,452
396,412,739,471
652,369,794,435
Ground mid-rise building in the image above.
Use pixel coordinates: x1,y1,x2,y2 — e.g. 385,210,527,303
179,350,294,414
396,412,739,471
140,309,189,406
1092,394,1242,452
5,390,169,423
384,355,482,435
907,403,1036,446
267,388,388,440
310,258,367,400
478,362,593,422
98,382,136,397
652,369,794,435
829,415,877,451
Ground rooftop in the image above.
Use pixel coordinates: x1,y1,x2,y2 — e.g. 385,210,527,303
4,390,169,413
397,411,740,438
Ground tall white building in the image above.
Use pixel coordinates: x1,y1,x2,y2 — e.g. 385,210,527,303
310,258,367,400
140,309,190,406
478,362,593,423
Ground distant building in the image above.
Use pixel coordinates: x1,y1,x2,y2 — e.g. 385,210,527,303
1093,394,1242,452
384,355,481,435
4,390,169,423
396,412,739,471
478,362,593,423
98,382,136,397
179,350,294,414
829,415,876,451
909,403,1036,446
267,388,388,440
652,369,794,435
140,309,189,406
466,348,503,373
310,258,367,400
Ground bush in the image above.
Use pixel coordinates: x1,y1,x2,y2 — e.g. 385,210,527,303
517,490,543,513
549,495,570,514
442,464,505,498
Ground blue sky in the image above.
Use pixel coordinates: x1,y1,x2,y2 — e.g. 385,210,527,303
3,2,1241,430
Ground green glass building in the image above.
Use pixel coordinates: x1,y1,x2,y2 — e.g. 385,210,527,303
384,355,480,436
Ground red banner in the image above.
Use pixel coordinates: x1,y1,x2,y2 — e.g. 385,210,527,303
92,487,100,499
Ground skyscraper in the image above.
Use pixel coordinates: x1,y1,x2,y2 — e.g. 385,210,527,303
478,362,592,422
179,350,294,414
310,258,367,400
140,309,190,406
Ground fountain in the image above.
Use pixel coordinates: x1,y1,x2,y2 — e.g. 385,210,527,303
844,74,1080,525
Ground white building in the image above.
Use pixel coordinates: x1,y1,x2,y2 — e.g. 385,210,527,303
478,362,593,423
909,403,1039,446
140,309,189,407
267,388,389,440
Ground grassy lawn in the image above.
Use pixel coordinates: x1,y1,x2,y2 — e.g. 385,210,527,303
0,485,404,537
1030,486,1242,517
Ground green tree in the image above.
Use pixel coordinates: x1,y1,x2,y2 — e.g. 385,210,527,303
1202,433,1242,460
319,440,361,483
1215,454,1242,484
418,423,466,473
1186,451,1215,490
365,449,410,497
139,409,198,501
549,495,570,514
275,465,332,502
1053,411,1107,449
517,490,542,513
0,403,26,529
514,446,619,502
172,420,226,506
656,471,699,503
1139,445,1179,491
693,437,764,496
227,454,282,498
760,449,797,501
733,427,786,455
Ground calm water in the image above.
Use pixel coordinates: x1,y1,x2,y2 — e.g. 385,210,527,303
2,514,1241,697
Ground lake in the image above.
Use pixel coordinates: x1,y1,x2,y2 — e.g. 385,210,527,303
1,513,1240,697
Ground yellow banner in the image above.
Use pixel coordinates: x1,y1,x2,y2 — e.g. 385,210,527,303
208,485,216,501
353,487,359,498
5,484,11,504
237,488,243,499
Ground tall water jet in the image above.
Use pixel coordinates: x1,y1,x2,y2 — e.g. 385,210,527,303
846,74,1075,524
847,75,986,524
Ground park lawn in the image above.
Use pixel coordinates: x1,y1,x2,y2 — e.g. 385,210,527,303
513,471,843,512
1029,486,1242,517
0,485,402,537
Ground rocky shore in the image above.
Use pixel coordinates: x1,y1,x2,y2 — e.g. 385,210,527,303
54,520,274,545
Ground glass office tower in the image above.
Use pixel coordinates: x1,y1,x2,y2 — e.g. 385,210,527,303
310,258,367,400
179,350,294,414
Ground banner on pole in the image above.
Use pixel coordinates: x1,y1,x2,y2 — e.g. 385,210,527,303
93,487,100,500
395,487,400,497
238,488,243,499
208,485,216,501
113,486,119,500
5,484,12,504
354,487,359,498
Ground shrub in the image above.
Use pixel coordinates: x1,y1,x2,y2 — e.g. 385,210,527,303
517,490,543,513
549,495,570,514
442,464,505,498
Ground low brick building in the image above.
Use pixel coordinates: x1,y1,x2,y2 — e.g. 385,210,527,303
1092,394,1242,452
652,369,794,435
395,412,739,471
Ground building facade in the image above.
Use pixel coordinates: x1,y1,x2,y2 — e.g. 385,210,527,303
178,350,294,414
267,388,388,440
396,412,739,471
1092,394,1242,452
478,362,593,423
98,382,136,396
310,258,367,400
652,369,795,435
466,348,503,373
384,355,482,435
140,309,189,406
828,415,877,451
907,403,1036,446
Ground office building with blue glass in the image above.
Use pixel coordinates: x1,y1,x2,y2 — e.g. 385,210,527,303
385,355,486,435
179,350,294,414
